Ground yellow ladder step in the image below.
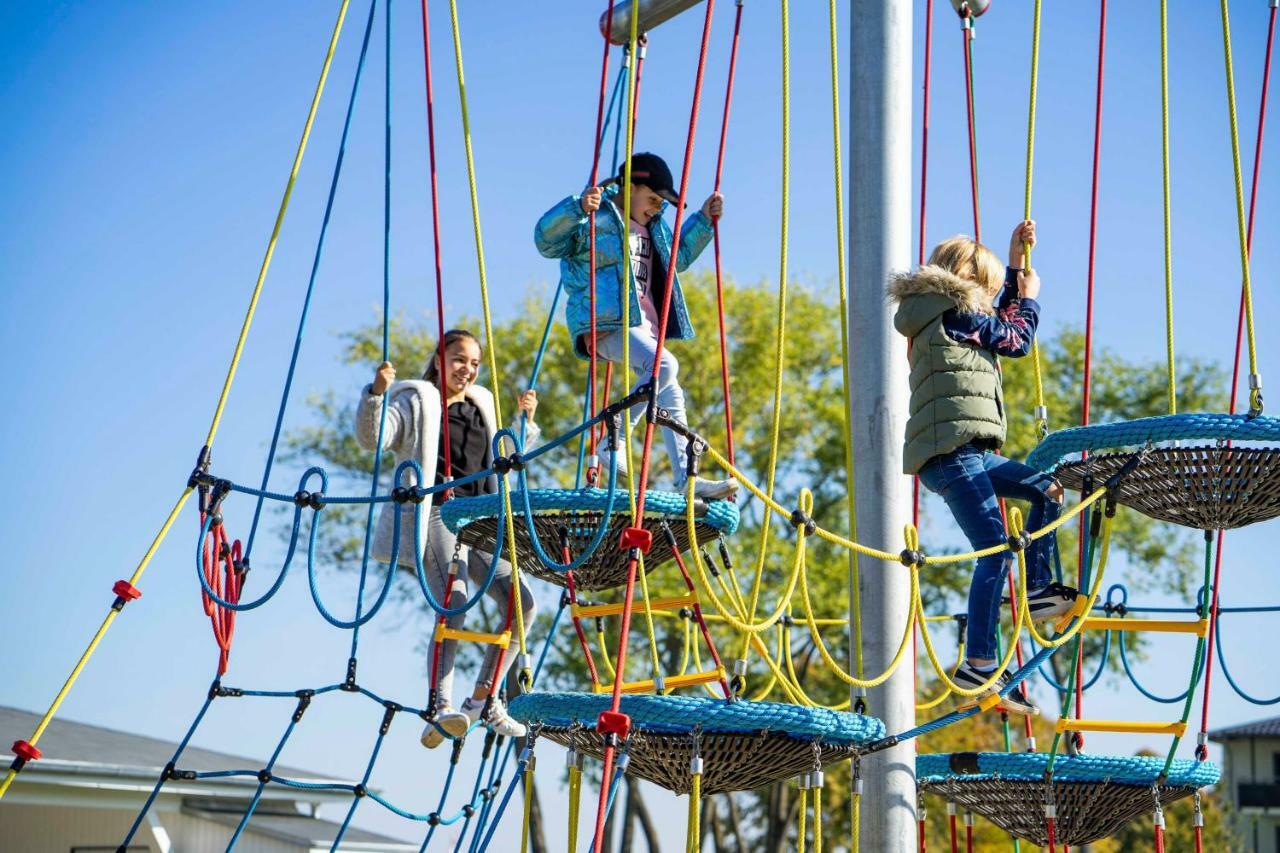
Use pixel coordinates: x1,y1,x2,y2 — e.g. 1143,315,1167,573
592,667,726,695
573,593,699,620
1054,719,1188,736
1053,594,1093,633
1082,617,1209,637
433,625,511,648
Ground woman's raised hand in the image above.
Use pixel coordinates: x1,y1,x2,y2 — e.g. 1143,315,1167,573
372,361,396,395
580,187,603,214
517,389,539,422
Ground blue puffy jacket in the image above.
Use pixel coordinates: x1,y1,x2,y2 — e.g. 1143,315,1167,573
534,184,714,359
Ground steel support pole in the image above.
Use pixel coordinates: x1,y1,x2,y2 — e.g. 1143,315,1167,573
850,0,916,850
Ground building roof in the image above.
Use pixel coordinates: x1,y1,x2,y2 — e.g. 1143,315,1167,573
1209,715,1280,741
183,799,418,851
0,705,318,778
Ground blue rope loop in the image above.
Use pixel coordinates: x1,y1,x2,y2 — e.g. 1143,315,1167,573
917,752,1220,787
508,693,884,745
1027,412,1280,471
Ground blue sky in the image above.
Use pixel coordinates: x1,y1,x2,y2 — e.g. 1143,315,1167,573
2,0,1279,847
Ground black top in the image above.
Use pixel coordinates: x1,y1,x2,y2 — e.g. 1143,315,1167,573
435,399,491,504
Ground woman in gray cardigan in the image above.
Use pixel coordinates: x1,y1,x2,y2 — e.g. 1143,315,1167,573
356,329,539,748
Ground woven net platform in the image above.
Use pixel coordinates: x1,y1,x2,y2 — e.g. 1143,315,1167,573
1026,413,1280,530
511,693,883,795
1053,446,1280,530
918,752,1219,847
439,488,739,591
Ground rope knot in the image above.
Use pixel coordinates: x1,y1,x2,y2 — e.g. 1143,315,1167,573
899,548,926,568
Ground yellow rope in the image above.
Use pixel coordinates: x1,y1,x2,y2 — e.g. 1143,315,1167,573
0,2,355,802
520,761,534,853
1219,0,1263,414
827,0,862,682
445,0,529,662
619,0,641,509
567,760,582,851
813,781,823,853
915,636,966,711
798,785,809,853
1023,0,1048,437
688,771,702,852
738,0,791,666
1159,0,1177,415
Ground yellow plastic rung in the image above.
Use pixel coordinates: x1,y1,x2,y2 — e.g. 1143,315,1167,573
434,625,511,648
1082,617,1209,637
1053,594,1092,633
592,668,726,695
573,593,699,620
1054,719,1188,736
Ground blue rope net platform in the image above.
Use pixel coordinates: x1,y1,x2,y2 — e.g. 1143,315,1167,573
510,693,883,795
1027,413,1280,530
440,488,740,591
918,752,1220,847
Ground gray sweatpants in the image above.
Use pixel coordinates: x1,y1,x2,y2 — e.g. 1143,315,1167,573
425,506,537,704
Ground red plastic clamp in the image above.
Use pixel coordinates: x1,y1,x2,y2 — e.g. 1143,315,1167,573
113,580,142,601
12,740,41,762
596,710,632,740
618,526,652,554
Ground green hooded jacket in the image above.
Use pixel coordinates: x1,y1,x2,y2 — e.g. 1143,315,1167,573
889,265,1006,475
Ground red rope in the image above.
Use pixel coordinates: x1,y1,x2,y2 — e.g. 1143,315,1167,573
199,513,241,676
918,817,928,852
593,3,719,847
1073,0,1109,737
565,567,602,687
1198,1,1277,755
964,818,974,853
1154,821,1166,853
1046,815,1057,853
711,1,745,464
419,0,453,494
948,812,959,853
669,542,733,698
960,14,981,243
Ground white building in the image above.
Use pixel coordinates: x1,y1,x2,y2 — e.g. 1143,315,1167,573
1211,715,1280,853
1,706,418,852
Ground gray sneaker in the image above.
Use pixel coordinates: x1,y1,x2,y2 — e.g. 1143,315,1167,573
953,663,1039,717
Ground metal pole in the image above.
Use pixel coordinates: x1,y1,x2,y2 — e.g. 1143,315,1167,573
850,0,915,850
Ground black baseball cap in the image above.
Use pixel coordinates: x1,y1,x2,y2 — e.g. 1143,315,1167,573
610,152,681,206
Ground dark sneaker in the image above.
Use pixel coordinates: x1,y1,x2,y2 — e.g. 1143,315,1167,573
1023,582,1080,621
954,663,1040,717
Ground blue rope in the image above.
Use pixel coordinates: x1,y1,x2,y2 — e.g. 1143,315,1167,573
474,750,532,852
331,722,391,850
513,443,621,572
1035,629,1110,694
227,715,303,848
243,0,380,558
1214,616,1280,705
1027,412,1280,470
1118,628,1202,704
118,688,217,848
590,756,629,853
417,744,464,850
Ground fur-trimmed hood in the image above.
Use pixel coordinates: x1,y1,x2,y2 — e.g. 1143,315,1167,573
888,264,994,338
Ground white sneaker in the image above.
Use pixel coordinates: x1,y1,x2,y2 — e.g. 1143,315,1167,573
462,696,527,739
677,476,738,501
420,704,470,749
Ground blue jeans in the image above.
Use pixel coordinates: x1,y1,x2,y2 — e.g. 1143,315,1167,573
918,443,1062,660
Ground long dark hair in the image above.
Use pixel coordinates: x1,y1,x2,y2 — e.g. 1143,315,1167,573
422,329,482,385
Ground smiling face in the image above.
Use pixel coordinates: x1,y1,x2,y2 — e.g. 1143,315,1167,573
624,183,665,223
438,336,482,397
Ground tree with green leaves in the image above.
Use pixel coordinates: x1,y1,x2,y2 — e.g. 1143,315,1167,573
285,270,1237,851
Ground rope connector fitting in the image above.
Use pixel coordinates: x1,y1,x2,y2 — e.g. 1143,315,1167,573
899,548,927,568
187,445,212,489
619,526,652,554
597,710,631,740
111,580,142,611
293,490,325,510
10,739,41,773
1007,531,1032,552
1044,803,1057,819
690,755,704,775
341,657,358,691
789,509,817,537
257,769,272,784
427,812,441,827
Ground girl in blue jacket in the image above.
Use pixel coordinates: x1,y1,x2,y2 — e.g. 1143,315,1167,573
535,152,737,500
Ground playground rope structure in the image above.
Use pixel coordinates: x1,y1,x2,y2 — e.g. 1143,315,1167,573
4,1,1279,851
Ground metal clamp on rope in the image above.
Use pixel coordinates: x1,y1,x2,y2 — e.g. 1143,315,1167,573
1007,530,1032,552
293,490,325,510
341,657,358,691
851,756,863,795
293,689,314,723
1250,372,1265,417
853,685,867,715
946,802,956,818
690,727,703,776
682,435,707,479
1193,792,1204,827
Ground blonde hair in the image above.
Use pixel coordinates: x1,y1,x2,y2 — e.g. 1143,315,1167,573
927,235,1005,295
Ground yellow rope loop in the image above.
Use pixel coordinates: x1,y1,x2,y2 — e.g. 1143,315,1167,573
916,634,967,711
635,559,666,691
1022,507,1115,648
915,513,1024,697
688,767,703,852
1218,0,1263,415
798,785,809,853
520,760,535,853
813,780,823,853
